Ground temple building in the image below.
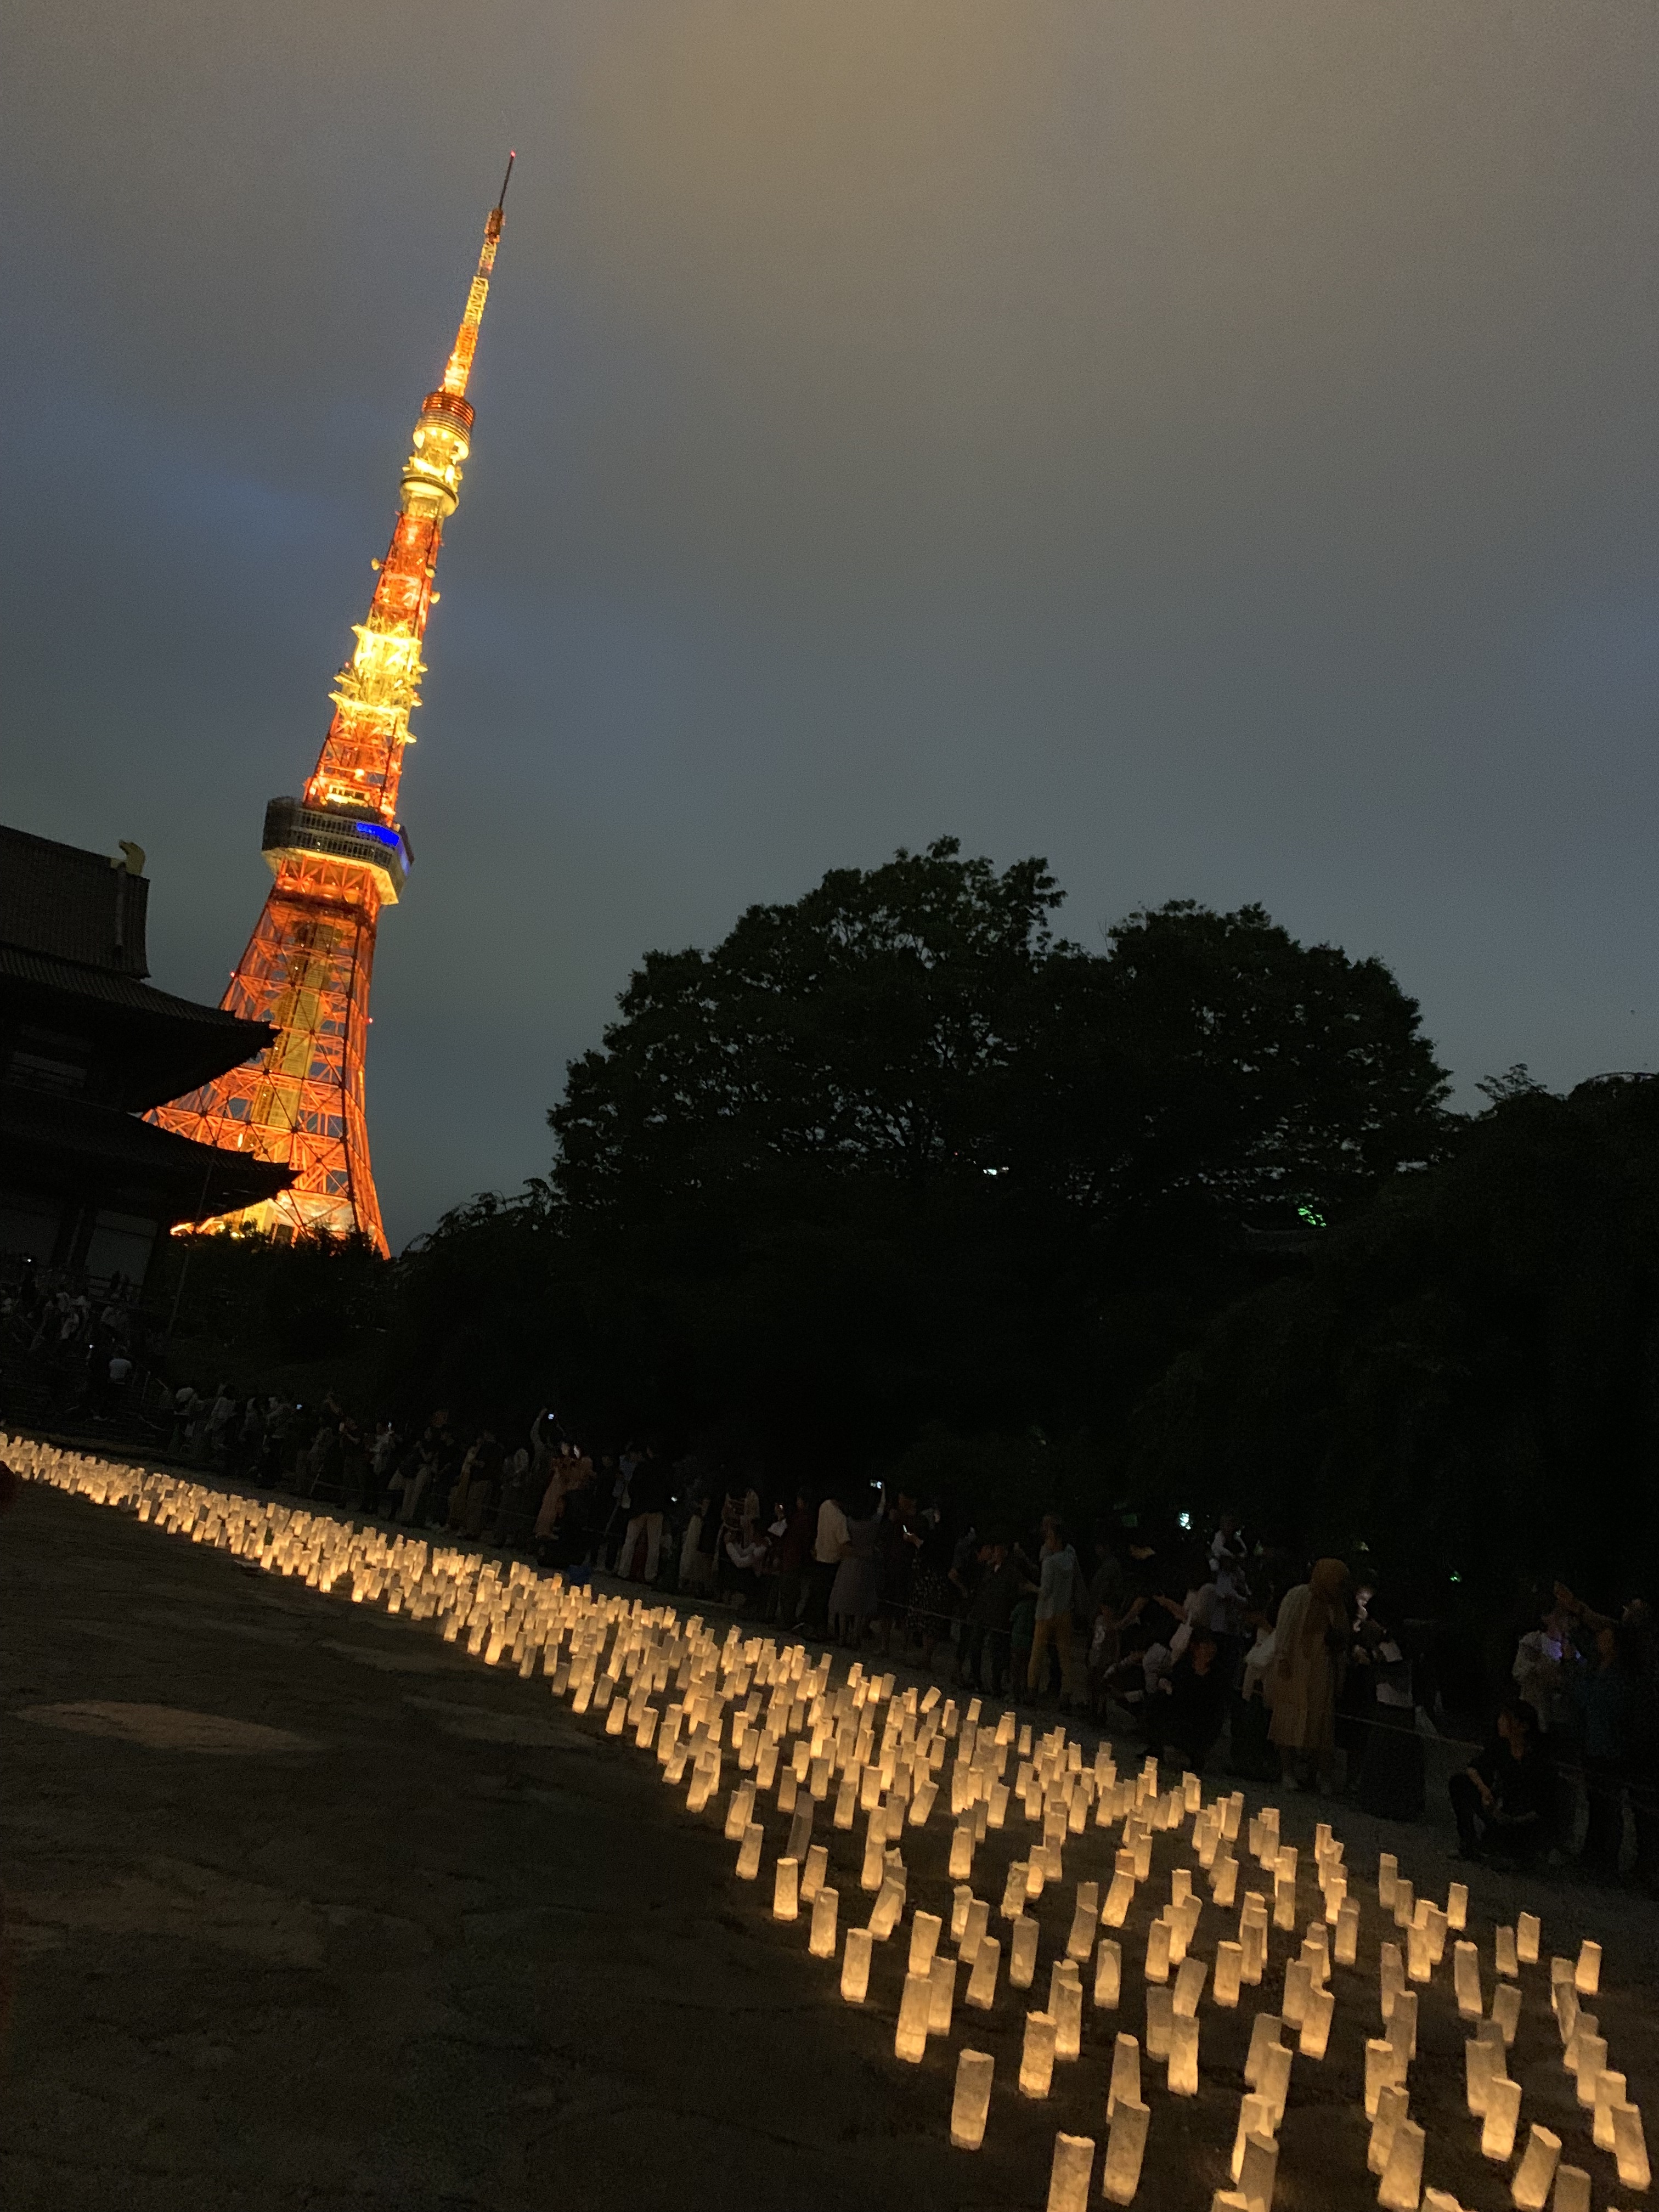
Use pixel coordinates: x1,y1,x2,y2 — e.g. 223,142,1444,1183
0,823,291,1289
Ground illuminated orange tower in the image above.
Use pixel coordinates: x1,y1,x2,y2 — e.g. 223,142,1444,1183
151,163,512,1253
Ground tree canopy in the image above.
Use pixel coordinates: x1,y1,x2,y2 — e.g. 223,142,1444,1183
387,839,1446,1469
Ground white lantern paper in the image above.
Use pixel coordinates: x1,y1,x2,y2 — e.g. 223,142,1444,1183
1046,2130,1095,2212
1510,2124,1560,2211
950,2049,994,2150
1101,2097,1149,2206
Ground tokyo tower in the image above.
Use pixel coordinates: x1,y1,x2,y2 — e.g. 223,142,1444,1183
151,162,513,1255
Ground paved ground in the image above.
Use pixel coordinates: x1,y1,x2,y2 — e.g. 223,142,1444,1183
0,1481,974,2211
5,1471,1659,2211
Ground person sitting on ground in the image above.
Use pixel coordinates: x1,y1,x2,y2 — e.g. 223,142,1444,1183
1449,1699,1551,1865
1152,1627,1228,1771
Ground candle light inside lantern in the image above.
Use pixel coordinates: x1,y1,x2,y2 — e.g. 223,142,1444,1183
1046,2130,1095,2212
841,1925,873,2004
736,1822,764,1881
1510,2124,1561,2210
1446,1880,1468,1932
1575,1939,1601,1996
1101,2097,1149,2206
961,1894,990,1964
1515,1910,1540,1965
801,1843,828,1904
1020,2011,1058,2098
1491,1981,1521,2046
1496,1926,1519,1978
950,2049,994,2151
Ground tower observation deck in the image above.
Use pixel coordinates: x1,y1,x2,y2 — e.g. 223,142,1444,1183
149,163,512,1253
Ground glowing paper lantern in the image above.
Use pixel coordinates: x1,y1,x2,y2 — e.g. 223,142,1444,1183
810,1884,839,1958
1231,2095,1272,2179
1389,1989,1419,2064
1453,1940,1482,2020
1492,1982,1521,2047
1145,1985,1174,2062
1215,1940,1244,2008
1377,2118,1425,2212
869,1877,904,1940
1011,1915,1040,1989
909,1910,943,1976
965,1934,1001,2010
1237,2130,1277,2212
1145,1919,1171,1984
1595,2070,1629,2152
1496,1927,1519,1978
1067,1899,1098,1962
1480,2076,1521,2162
1213,1857,1240,1909
1108,2031,1141,2118
950,1821,975,1880
1573,2034,1607,2107
1101,2097,1149,2206
1167,2012,1200,2096
1551,2168,1590,2212
1446,1880,1468,1932
1281,1959,1311,2028
1613,2101,1651,2191
1369,2085,1408,2177
1003,1863,1031,1920
962,1895,991,1964
1465,2035,1502,2117
1575,1940,1601,1997
1095,1937,1122,2008
1510,2124,1561,2210
1046,2131,1095,2212
1516,1911,1540,1965
950,2049,994,2150
736,1822,764,1880
800,1843,828,1904
1172,1956,1207,2019
951,1882,973,1941
1103,1872,1135,1927
1053,1967,1084,2060
893,1968,932,2063
1257,2042,1292,2131
929,1953,956,2035
1020,2011,1058,2098
1244,2013,1284,2091
842,1925,873,2004
1299,1986,1334,2061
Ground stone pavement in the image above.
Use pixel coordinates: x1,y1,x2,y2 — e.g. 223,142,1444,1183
0,1480,986,2211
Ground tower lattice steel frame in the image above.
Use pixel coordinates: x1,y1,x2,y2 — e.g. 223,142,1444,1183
150,165,512,1254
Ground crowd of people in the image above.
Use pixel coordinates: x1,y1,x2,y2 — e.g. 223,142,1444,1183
5,1253,1655,1895
110,1379,1659,1894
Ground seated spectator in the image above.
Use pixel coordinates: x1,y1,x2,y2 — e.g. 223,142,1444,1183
1449,1700,1551,1864
1151,1628,1227,1770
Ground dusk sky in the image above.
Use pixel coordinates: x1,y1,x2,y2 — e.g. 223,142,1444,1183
5,3,1657,1248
